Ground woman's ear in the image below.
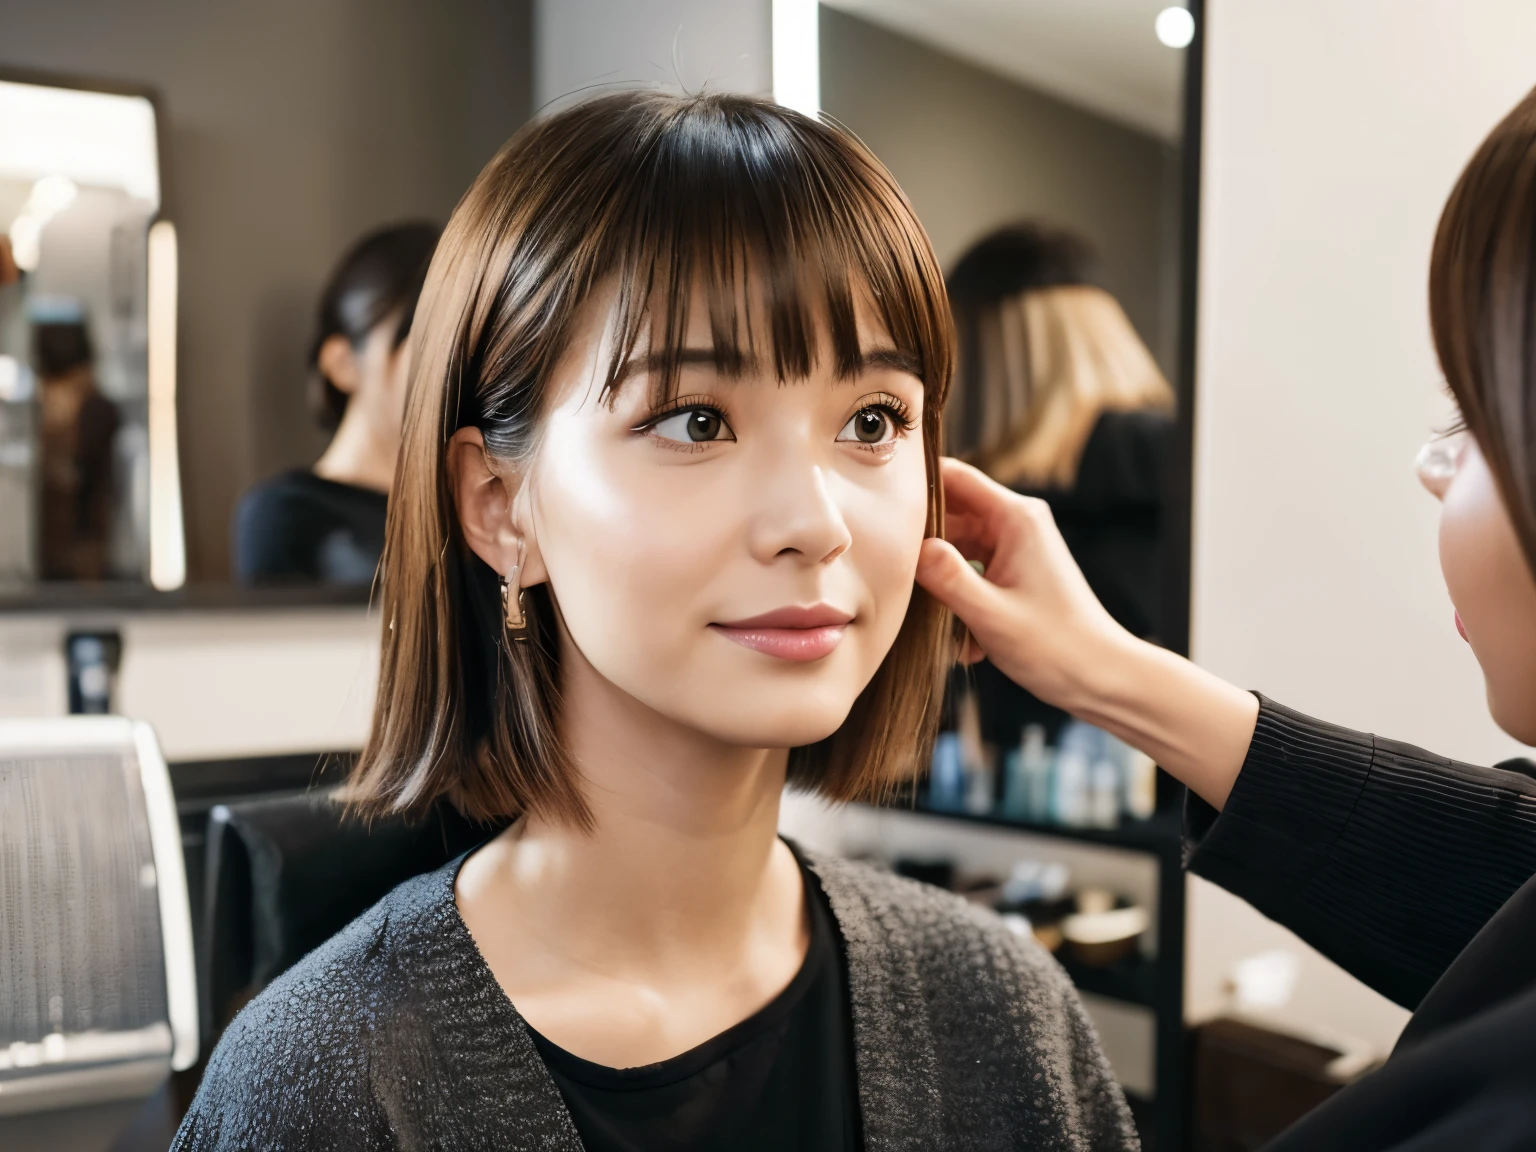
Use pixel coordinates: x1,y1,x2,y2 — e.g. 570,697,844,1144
447,427,548,586
317,334,361,396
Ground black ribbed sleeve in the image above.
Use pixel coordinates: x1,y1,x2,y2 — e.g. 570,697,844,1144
1184,696,1536,1009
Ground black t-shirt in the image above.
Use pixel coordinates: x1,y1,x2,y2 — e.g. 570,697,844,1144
528,858,861,1151
232,469,387,586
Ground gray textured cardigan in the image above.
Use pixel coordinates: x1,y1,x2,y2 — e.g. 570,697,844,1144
174,849,1138,1151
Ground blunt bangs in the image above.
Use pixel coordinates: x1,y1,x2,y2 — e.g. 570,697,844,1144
593,99,952,413
350,91,955,826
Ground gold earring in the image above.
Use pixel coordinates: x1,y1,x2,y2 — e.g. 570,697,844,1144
501,537,529,641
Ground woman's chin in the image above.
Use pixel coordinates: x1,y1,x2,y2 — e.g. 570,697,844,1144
687,701,850,753
1487,685,1536,746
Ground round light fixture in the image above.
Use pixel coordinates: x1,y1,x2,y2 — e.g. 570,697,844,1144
1155,6,1195,49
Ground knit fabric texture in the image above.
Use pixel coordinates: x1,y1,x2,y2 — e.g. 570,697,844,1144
173,848,1137,1151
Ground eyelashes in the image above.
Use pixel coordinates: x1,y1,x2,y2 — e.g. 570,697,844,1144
637,394,734,451
861,391,917,433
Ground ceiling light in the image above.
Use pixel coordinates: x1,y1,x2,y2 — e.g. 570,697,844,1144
1155,6,1195,49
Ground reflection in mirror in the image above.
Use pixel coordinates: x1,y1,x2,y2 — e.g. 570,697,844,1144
0,76,179,590
231,223,437,587
817,2,1190,749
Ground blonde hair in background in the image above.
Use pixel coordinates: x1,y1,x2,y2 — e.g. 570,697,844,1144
958,285,1173,489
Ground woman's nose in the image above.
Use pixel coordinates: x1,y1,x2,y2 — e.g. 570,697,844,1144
1416,431,1468,501
746,460,853,566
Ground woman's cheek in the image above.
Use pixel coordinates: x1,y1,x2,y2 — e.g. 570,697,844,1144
846,452,929,637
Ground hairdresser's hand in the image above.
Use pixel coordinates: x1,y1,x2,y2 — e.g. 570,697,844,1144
915,458,1130,713
916,457,1258,810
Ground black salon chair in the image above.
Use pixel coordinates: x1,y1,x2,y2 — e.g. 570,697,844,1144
199,792,489,1046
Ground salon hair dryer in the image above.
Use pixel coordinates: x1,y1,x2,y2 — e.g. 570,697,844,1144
0,717,197,1152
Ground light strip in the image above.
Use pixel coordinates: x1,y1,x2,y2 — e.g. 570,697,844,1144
773,0,821,117
133,721,199,1072
146,220,185,591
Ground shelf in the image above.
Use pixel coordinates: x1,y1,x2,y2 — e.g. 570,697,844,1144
863,801,1185,855
0,581,373,616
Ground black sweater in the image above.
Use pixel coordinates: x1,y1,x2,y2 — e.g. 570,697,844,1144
1187,696,1536,1150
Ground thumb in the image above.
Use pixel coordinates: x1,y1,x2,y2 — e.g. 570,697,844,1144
916,537,1001,626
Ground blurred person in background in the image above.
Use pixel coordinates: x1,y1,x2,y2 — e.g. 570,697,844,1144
233,221,438,585
945,223,1174,745
34,309,118,581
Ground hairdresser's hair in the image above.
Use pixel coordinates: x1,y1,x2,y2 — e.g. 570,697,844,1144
309,221,440,431
34,320,94,378
1431,85,1536,579
946,223,1172,489
347,92,954,826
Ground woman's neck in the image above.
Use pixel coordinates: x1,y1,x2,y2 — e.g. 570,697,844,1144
314,404,397,493
455,637,808,1065
493,650,795,963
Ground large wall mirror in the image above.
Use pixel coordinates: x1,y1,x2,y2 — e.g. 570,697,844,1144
0,0,527,611
0,5,1195,619
0,72,183,599
809,0,1199,756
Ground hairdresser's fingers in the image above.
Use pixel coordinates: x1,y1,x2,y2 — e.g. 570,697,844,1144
937,455,1006,506
940,509,994,564
916,537,1007,632
937,457,1021,530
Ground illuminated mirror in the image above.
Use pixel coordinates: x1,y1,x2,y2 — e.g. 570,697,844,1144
0,74,182,592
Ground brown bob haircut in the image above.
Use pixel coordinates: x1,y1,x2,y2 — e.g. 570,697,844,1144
1431,85,1536,580
347,91,955,826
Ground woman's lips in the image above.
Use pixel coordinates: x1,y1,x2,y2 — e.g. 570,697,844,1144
710,604,853,663
1455,610,1468,641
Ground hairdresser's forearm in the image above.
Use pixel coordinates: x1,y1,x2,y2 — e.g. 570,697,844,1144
1060,633,1259,811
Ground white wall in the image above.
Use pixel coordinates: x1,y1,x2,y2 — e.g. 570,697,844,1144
0,610,377,761
1189,0,1536,1055
534,0,771,110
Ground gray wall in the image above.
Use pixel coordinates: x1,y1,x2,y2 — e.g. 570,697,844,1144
819,6,1180,373
0,0,532,581
535,0,771,111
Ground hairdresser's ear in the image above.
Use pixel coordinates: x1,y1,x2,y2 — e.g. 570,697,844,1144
447,427,548,586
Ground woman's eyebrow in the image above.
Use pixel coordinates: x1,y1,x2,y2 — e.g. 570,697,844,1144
612,347,751,384
613,345,919,384
852,346,922,378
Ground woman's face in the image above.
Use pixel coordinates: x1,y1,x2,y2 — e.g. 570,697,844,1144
319,312,412,440
1424,434,1536,742
518,288,930,750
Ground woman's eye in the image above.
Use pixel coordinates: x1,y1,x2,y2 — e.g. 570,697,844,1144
650,407,733,444
838,407,898,446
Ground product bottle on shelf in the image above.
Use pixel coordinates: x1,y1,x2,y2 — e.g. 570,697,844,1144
1123,745,1159,819
955,687,995,815
1053,721,1096,827
1002,724,1050,821
1022,724,1054,821
1001,744,1028,819
929,731,965,811
1088,755,1121,828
